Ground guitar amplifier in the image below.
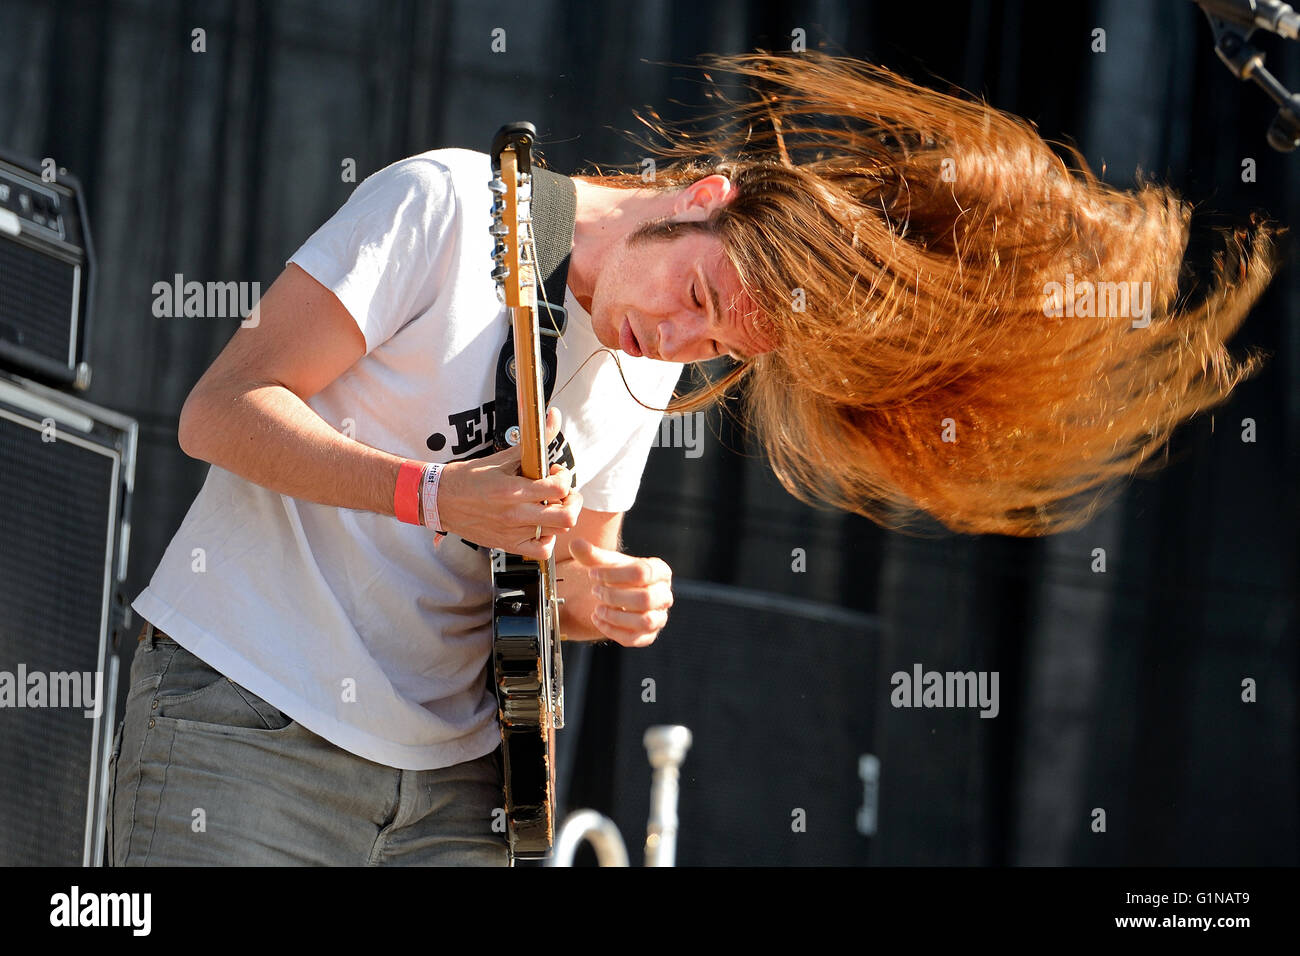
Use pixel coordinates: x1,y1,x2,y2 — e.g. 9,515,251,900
568,581,884,866
0,369,137,864
0,151,95,391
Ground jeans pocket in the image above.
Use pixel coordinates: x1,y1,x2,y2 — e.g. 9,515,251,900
154,643,293,733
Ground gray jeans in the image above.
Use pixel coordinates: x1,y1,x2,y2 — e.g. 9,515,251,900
106,625,510,866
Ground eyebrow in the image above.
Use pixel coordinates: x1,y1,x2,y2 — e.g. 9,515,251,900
700,269,753,362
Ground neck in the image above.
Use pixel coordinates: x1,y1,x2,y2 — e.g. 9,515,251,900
567,177,671,313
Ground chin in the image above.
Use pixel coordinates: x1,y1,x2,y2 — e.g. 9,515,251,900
592,310,617,349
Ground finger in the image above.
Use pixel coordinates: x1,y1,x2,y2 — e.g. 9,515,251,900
593,580,673,614
569,538,632,569
484,443,523,473
500,471,573,504
544,406,562,442
511,533,556,562
589,555,672,588
568,538,598,566
525,470,575,502
594,605,668,635
517,495,583,533
590,609,663,648
549,462,578,493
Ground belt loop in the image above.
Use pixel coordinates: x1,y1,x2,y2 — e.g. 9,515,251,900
143,621,157,649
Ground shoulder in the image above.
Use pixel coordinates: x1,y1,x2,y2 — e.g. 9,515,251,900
360,148,489,201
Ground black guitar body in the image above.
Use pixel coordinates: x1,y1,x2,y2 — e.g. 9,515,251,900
491,550,560,858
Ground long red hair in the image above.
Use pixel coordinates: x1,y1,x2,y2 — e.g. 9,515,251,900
576,51,1279,536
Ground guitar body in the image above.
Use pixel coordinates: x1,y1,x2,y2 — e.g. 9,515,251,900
488,123,565,860
491,550,563,857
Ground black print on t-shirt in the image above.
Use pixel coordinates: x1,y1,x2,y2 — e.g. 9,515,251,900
425,401,578,553
426,401,498,455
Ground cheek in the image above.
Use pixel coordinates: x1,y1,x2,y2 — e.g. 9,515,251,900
587,278,619,343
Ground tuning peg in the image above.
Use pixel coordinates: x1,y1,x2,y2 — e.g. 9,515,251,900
491,264,509,281
489,221,509,236
489,177,507,194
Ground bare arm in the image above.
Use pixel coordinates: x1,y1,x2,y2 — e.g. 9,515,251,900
554,509,623,641
178,263,403,514
179,264,578,555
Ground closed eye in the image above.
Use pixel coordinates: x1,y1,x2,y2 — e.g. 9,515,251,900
691,283,702,309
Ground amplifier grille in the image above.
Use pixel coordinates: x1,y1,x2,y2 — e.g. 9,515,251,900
598,582,881,866
0,239,78,365
0,412,116,865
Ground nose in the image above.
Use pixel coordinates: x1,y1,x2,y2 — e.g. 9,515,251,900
654,313,704,362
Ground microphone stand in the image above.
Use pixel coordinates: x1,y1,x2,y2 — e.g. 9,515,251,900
1197,3,1300,150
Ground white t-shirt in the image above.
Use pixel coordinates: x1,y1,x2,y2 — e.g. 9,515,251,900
132,148,683,770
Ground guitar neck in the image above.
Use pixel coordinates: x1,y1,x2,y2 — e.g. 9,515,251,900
510,302,548,483
501,147,549,488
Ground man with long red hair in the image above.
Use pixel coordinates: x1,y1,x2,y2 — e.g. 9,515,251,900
109,51,1275,866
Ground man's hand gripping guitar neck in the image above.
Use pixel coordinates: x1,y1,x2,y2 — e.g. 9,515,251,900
438,407,673,646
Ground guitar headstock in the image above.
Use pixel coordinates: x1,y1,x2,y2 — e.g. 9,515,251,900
490,122,538,310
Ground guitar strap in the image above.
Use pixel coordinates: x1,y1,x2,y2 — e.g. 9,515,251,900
491,167,577,452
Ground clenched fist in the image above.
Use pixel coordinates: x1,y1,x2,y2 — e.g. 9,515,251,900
568,539,673,647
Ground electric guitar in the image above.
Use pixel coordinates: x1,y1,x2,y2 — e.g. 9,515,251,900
488,123,565,860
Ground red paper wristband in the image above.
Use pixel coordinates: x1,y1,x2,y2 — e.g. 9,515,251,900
394,460,425,525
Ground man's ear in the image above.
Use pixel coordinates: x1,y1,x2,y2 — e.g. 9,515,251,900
672,174,736,222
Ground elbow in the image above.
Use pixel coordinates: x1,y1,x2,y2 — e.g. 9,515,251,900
176,388,207,460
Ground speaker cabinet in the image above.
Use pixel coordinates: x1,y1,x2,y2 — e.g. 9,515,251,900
0,152,95,391
571,580,882,865
0,369,136,864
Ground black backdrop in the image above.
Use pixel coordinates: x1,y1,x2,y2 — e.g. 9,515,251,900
0,0,1295,865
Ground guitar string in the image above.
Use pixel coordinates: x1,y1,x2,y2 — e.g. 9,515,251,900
517,197,564,712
